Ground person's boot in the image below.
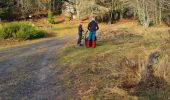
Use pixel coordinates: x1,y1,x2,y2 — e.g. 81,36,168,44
90,40,92,47
92,41,96,48
86,40,90,47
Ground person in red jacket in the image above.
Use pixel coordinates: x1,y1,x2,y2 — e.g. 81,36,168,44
87,18,99,48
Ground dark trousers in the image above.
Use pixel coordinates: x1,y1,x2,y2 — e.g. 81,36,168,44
77,33,82,45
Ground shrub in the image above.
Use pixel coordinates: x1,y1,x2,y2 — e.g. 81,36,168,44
0,29,8,39
15,29,30,39
0,29,3,38
48,11,55,24
29,30,45,39
149,21,155,27
0,21,46,40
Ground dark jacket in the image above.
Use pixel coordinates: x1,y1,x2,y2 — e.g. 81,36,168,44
78,24,83,35
88,20,99,32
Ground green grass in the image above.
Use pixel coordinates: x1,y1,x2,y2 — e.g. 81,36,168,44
61,43,121,62
0,24,2,28
61,39,160,64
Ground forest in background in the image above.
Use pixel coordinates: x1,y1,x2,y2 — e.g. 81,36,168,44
0,0,170,27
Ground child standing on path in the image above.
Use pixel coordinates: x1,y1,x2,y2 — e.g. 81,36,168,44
76,20,84,47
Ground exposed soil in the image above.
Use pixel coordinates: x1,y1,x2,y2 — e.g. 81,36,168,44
0,36,75,100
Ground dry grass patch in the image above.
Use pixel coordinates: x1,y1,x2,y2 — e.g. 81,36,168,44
33,16,90,38
57,20,170,99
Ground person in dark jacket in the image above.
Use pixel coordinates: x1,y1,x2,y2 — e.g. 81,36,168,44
77,21,84,47
87,18,99,48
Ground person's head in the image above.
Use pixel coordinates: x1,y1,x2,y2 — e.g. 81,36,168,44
79,20,83,25
90,17,95,22
92,17,95,21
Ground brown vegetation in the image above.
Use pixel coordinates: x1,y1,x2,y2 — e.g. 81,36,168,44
58,20,170,99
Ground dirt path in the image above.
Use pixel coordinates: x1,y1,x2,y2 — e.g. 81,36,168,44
0,36,74,100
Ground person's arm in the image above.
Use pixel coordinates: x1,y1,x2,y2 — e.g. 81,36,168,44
79,25,83,33
96,23,99,31
87,23,90,31
81,25,84,32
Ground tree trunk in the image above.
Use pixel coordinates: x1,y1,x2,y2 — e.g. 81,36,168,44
158,0,162,24
76,0,80,20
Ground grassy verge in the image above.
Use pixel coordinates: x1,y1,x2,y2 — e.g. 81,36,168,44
57,21,170,99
